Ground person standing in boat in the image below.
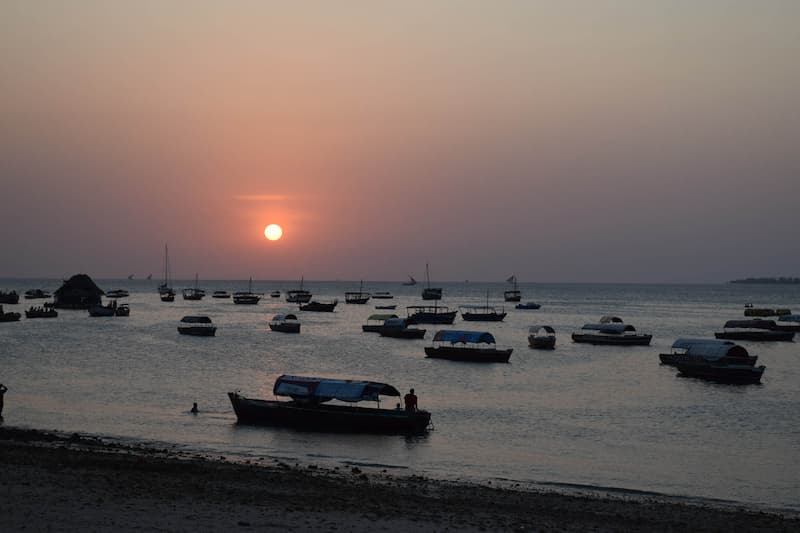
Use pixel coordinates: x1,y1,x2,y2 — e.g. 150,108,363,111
0,383,7,417
404,388,418,412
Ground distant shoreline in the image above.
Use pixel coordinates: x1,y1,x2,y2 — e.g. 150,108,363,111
1,426,797,531
729,277,800,284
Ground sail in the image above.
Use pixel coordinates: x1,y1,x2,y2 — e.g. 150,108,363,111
506,275,516,284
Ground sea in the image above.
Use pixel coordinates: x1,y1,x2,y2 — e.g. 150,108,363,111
1,279,799,513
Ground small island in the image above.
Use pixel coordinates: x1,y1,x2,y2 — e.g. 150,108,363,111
730,277,800,284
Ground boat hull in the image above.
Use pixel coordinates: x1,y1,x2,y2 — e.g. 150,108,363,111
571,333,652,345
0,313,21,322
659,353,758,367
461,312,506,322
269,323,300,334
528,336,556,350
424,346,512,363
178,326,217,336
515,303,541,310
714,331,794,342
406,311,457,325
675,363,766,384
379,328,426,339
25,311,58,319
299,302,337,312
228,393,431,434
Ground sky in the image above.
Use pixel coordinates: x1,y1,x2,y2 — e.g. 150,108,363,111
1,1,798,283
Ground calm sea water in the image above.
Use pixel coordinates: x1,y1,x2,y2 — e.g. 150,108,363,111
1,279,799,511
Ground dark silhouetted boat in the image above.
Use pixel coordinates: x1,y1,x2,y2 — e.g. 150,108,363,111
269,313,300,333
714,320,794,342
25,303,58,319
421,263,442,300
402,275,417,286
88,300,119,317
345,280,370,304
0,305,21,322
212,290,231,299
425,330,512,362
0,290,20,304
528,325,556,349
743,304,791,317
406,304,457,325
299,299,338,312
515,302,541,310
362,313,399,333
178,315,217,336
372,291,394,299
270,291,280,298
286,276,312,303
460,291,506,321
773,314,800,332
233,277,261,305
158,244,175,301
182,274,205,301
114,303,130,317
105,289,129,299
503,275,521,302
375,304,397,310
24,289,51,300
228,375,431,434
572,316,652,345
659,338,758,367
378,317,426,339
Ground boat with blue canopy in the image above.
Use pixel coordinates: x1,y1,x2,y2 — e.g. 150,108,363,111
424,330,512,362
228,375,432,434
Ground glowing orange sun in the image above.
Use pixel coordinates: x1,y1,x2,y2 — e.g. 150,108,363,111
264,224,283,241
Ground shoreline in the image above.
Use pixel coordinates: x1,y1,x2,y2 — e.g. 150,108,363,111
1,426,797,532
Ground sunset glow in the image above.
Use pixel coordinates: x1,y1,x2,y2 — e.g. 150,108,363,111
264,224,283,241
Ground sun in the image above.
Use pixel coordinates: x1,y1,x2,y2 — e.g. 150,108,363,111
264,224,283,241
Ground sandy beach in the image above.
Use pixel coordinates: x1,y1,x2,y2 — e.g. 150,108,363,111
1,427,796,532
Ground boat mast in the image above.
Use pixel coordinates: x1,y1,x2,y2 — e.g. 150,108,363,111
426,263,431,289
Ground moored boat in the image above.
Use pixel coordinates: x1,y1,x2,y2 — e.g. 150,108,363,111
714,320,795,342
460,292,506,321
114,303,130,317
424,330,512,362
299,299,338,312
233,277,261,305
182,274,205,301
528,325,556,349
228,375,431,434
0,305,21,322
158,244,175,299
88,300,119,317
375,304,397,310
0,290,20,304
286,276,312,303
743,304,791,317
25,303,58,319
421,263,442,300
362,313,399,333
659,338,758,367
24,289,51,300
402,275,417,286
212,290,231,299
515,302,541,310
105,289,129,299
268,313,300,333
378,317,426,339
571,317,652,345
772,314,800,332
270,291,280,298
372,291,394,299
178,315,217,336
345,280,370,304
406,305,457,325
503,275,521,302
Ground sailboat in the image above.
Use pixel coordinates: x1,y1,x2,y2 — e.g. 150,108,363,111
504,275,521,302
286,276,312,303
183,273,205,300
402,275,417,286
345,280,370,304
233,277,260,305
158,244,175,302
421,263,442,300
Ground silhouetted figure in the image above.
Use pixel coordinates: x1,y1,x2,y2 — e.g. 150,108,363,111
190,402,198,414
404,388,418,412
0,383,7,417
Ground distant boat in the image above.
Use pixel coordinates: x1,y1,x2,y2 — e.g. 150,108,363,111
372,291,394,299
158,244,175,302
362,313,399,333
105,289,129,299
421,263,442,300
178,315,217,336
730,277,800,284
571,316,652,345
212,290,231,299
0,290,20,304
233,277,260,305
24,289,51,300
299,299,338,312
146,273,152,280
127,274,134,280
714,320,794,342
528,325,556,350
182,273,205,301
504,275,521,302
460,291,506,322
375,304,397,310
268,313,301,334
345,280,370,304
743,304,791,317
424,330,512,363
25,303,58,319
270,290,280,298
406,304,457,325
286,276,312,303
515,302,541,310
0,305,22,322
402,275,417,286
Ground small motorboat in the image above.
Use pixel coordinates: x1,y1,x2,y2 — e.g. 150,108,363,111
528,325,556,349
378,317,426,339
228,375,431,434
182,274,205,301
571,316,652,345
212,290,231,299
286,276,312,303
269,313,300,333
504,275,521,302
270,291,281,298
372,291,394,299
0,305,21,322
424,330,512,363
24,289,51,300
0,290,20,304
105,289,129,299
299,299,338,312
178,315,217,336
25,304,58,319
362,313,399,333
160,290,175,302
515,302,541,310
714,320,795,342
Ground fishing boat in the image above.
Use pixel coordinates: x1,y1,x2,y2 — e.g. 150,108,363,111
270,291,280,298
345,280,370,304
743,304,791,317
375,304,397,310
177,315,217,336
157,244,175,301
659,338,758,367
88,300,119,317
233,277,261,305
212,290,231,299
421,263,442,300
299,299,338,312
424,330,512,363
182,274,205,300
402,275,417,286
362,313,399,333
571,316,652,345
528,325,556,349
24,289,51,300
25,303,58,319
515,302,541,310
286,276,312,303
268,313,301,333
0,305,21,322
714,320,794,342
406,304,457,325
0,290,20,304
105,289,129,299
378,318,426,339
372,291,394,299
114,303,130,317
228,375,432,434
460,291,506,321
503,275,521,302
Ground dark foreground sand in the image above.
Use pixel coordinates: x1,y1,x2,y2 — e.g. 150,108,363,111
1,427,796,532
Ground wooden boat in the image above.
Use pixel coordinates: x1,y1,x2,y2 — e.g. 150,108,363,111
105,289,129,299
212,290,231,299
379,318,426,339
515,302,541,310
269,313,300,333
375,304,397,310
233,277,261,305
0,305,21,322
157,244,174,298
345,280,370,304
460,291,506,322
0,290,20,304
772,314,800,332
178,315,217,336
528,325,556,349
299,299,338,312
372,291,394,299
228,375,431,434
362,313,399,333
182,273,205,300
88,300,118,317
743,304,791,317
571,317,652,345
406,305,457,325
286,276,312,303
24,289,51,300
160,290,175,302
659,338,758,367
424,330,512,362
25,304,58,319
503,275,521,302
114,304,130,317
714,320,795,342
270,291,280,298
421,263,442,300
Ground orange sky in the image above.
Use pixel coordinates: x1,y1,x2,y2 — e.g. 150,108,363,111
2,1,799,282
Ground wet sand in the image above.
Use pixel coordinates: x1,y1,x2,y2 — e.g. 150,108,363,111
1,427,796,532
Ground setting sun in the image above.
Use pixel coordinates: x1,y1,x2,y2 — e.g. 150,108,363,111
264,224,283,241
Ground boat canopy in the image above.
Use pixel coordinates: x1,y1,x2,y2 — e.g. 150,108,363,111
271,313,298,321
528,325,556,334
778,314,800,322
599,316,623,323
180,315,212,323
582,323,635,333
671,338,749,359
367,313,398,321
432,330,496,344
723,319,776,329
383,317,408,328
273,375,400,403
